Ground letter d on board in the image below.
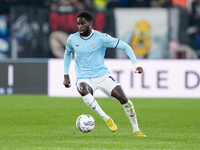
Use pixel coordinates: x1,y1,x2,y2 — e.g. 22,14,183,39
185,71,200,89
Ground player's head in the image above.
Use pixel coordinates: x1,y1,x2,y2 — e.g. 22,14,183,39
77,11,93,36
77,11,93,22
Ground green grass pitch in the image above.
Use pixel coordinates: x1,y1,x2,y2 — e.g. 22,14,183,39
0,95,200,150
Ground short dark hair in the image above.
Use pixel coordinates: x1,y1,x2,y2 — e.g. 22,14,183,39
77,11,93,22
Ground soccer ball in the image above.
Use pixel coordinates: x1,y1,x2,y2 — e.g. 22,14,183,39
76,114,95,133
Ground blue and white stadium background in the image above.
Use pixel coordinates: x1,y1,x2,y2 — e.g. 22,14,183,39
0,8,200,98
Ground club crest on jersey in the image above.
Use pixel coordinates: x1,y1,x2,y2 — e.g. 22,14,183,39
91,42,97,48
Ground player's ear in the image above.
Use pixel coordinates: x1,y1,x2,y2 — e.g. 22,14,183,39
89,21,92,26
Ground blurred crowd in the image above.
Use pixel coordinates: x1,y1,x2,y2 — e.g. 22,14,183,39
48,0,174,13
0,0,198,20
0,0,189,14
0,0,200,59
0,0,199,33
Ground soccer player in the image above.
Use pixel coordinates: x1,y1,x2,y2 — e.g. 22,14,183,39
63,11,146,137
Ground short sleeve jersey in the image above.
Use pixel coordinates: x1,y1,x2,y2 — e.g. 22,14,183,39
66,30,119,79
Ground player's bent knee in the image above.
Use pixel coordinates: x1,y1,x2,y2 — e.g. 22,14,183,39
77,82,93,96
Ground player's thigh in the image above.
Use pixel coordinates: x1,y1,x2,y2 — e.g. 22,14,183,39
77,79,97,95
97,74,120,98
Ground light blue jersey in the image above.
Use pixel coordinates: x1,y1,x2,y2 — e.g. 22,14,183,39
64,30,138,80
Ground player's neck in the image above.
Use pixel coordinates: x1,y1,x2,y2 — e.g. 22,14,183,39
80,29,93,39
81,28,92,37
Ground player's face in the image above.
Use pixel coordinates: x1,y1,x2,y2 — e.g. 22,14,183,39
77,17,91,36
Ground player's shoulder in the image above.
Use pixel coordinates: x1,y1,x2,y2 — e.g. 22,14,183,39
69,31,79,38
93,30,108,37
67,32,80,43
93,30,111,41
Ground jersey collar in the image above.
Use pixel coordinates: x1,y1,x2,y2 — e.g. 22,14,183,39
80,29,94,40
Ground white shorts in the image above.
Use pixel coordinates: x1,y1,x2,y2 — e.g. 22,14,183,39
77,74,121,98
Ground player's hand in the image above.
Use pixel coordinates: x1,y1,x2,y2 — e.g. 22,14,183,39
133,63,143,74
63,75,71,88
135,67,143,74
